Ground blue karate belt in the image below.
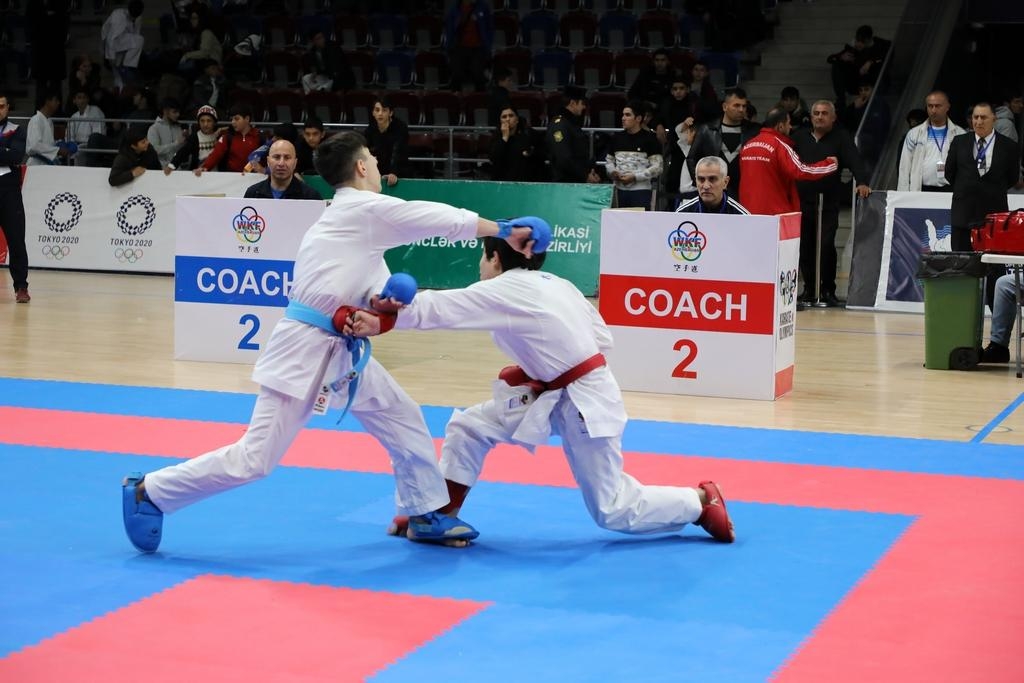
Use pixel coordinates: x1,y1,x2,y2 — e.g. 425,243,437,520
284,300,371,424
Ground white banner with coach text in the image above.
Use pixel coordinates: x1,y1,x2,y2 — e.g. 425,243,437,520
23,166,265,273
599,209,800,401
174,196,326,363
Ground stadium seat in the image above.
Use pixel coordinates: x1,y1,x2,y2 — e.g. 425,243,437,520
375,50,415,89
461,91,492,128
519,10,559,52
414,51,450,90
303,90,343,123
386,90,421,125
531,49,573,90
510,90,546,127
368,13,407,49
421,90,462,126
492,12,520,50
265,88,305,123
637,10,676,49
558,11,598,51
262,15,297,49
406,13,444,50
597,10,637,50
263,50,302,87
492,48,533,88
333,13,368,49
612,50,649,90
587,91,625,128
572,49,613,90
343,89,376,125
346,49,377,89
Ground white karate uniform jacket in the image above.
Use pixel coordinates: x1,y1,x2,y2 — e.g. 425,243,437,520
254,186,479,404
395,268,628,445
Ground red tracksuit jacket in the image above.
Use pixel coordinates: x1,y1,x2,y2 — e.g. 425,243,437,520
738,128,838,215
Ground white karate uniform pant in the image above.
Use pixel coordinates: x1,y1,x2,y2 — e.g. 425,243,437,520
441,392,703,534
301,73,334,94
144,357,449,517
109,34,144,69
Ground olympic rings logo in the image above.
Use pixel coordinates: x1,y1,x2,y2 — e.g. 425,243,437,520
44,192,83,233
42,245,71,259
668,221,707,262
232,206,266,245
117,195,157,236
115,248,144,263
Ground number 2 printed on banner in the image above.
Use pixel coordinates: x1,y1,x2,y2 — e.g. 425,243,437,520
672,339,697,379
238,313,261,350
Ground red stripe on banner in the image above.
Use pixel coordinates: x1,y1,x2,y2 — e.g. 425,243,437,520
774,365,794,398
598,274,775,334
3,406,1024,680
779,212,801,240
0,575,489,683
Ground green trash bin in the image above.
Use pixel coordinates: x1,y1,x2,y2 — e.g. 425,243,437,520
918,252,986,370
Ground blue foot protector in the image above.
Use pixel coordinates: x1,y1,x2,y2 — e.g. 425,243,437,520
407,511,479,543
122,472,163,553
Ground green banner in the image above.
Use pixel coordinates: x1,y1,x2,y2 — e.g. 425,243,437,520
305,177,612,295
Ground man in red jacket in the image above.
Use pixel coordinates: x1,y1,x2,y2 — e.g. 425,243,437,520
738,108,838,215
194,103,262,174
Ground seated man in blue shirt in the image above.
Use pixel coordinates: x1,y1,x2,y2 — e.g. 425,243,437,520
981,273,1019,363
675,156,750,215
243,140,322,201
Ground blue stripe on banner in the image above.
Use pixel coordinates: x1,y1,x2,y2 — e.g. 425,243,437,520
174,255,295,307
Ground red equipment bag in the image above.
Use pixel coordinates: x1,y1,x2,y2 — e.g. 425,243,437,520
977,209,1024,254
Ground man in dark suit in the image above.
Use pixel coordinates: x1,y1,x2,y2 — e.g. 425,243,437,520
945,101,1020,308
946,102,1020,251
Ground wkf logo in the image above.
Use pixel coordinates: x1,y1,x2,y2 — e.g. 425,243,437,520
232,206,266,245
668,221,706,262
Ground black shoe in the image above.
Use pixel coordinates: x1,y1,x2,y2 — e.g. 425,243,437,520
822,292,843,308
981,343,1010,364
796,301,807,311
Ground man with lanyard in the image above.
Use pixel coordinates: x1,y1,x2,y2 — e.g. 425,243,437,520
897,91,966,192
347,238,736,545
242,140,322,200
792,100,871,308
687,87,760,199
121,131,551,552
0,92,29,303
675,156,750,215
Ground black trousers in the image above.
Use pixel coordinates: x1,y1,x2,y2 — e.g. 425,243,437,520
0,182,28,291
799,195,840,297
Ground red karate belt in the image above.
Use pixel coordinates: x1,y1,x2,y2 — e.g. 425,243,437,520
498,353,607,392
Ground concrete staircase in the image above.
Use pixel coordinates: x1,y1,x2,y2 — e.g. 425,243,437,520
742,0,906,298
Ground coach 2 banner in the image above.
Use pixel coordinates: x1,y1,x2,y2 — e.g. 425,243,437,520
600,209,800,401
374,179,612,296
174,197,326,363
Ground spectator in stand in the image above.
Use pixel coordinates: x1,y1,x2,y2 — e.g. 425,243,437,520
295,116,325,175
178,8,223,80
792,100,871,308
28,0,70,101
300,30,355,94
26,91,73,166
147,98,186,169
125,88,158,123
690,60,720,121
446,0,493,92
66,87,106,167
840,78,890,170
628,49,676,117
661,77,701,208
195,104,262,174
0,92,30,304
675,156,749,215
546,86,599,184
606,101,663,210
738,107,838,216
166,104,222,173
108,125,161,187
1009,93,1024,145
487,67,514,128
191,60,228,114
994,91,1020,144
489,107,535,182
828,24,891,104
687,87,759,198
101,0,146,91
243,140,323,200
897,91,966,192
365,95,410,187
777,86,811,129
67,55,103,112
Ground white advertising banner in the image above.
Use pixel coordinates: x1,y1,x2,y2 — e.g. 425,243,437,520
598,209,800,401
22,166,263,273
876,191,1024,313
173,196,327,363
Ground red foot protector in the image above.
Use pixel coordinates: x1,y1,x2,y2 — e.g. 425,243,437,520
0,574,489,682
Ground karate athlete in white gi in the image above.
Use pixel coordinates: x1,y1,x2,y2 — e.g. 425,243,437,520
121,131,548,552
350,237,736,543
